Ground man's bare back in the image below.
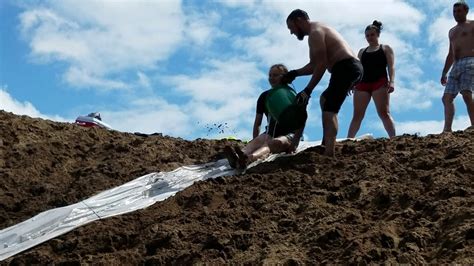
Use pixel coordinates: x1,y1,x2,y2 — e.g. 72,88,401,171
449,20,474,60
309,22,356,72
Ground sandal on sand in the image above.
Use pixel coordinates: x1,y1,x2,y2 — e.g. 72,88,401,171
234,146,248,169
224,146,239,169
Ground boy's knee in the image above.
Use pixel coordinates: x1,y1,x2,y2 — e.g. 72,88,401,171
269,138,288,152
268,139,282,150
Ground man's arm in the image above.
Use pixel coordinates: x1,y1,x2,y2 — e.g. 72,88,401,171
283,62,313,84
441,36,454,86
294,63,314,76
303,30,327,95
288,127,304,153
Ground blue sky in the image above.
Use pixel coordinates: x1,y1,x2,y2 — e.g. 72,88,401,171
0,0,473,141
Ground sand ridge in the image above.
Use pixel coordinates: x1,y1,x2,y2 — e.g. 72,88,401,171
0,111,473,264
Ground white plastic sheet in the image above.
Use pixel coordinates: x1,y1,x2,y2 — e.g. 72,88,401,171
0,136,371,260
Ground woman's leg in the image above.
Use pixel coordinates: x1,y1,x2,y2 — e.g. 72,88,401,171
372,87,396,137
347,90,371,138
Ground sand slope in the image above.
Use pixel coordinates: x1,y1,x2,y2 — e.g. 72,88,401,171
1,110,473,264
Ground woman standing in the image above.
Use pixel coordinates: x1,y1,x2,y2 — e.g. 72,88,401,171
347,20,396,138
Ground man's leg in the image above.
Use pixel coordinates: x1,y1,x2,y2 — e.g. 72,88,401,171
460,91,474,126
442,93,456,132
320,95,327,146
322,111,338,157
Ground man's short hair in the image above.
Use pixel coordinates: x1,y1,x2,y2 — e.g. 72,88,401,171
454,1,469,11
287,9,309,22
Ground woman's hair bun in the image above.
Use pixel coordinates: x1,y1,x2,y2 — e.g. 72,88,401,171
372,20,383,30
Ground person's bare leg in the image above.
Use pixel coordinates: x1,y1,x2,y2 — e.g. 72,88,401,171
320,96,327,147
322,111,338,157
242,133,269,155
460,91,474,127
248,145,271,162
442,93,456,132
268,135,292,154
235,144,270,168
347,90,371,138
372,87,396,137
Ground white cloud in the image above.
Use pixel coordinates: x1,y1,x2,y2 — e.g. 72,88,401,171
216,0,259,8
64,67,129,90
185,10,224,47
107,110,190,137
0,85,66,121
428,3,474,63
19,0,185,89
0,86,41,117
137,72,151,90
395,115,471,135
11,0,469,141
162,58,266,137
229,1,425,75
391,80,442,112
429,15,453,63
99,94,255,139
102,97,191,137
166,59,264,103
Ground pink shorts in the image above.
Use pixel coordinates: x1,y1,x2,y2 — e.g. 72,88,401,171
355,77,387,93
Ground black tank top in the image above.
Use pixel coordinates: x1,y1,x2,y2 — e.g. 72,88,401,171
360,45,387,82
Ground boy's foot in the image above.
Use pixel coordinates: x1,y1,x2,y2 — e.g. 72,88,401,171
224,146,239,169
234,146,248,169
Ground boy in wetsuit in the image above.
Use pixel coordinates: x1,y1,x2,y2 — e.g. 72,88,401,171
224,64,306,169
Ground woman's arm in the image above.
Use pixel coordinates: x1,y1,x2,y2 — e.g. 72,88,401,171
384,44,395,92
357,48,364,60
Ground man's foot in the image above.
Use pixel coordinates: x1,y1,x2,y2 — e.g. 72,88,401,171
234,146,248,169
323,147,335,157
224,146,239,168
313,145,325,155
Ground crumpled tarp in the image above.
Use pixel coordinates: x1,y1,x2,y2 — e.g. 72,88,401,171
0,135,371,260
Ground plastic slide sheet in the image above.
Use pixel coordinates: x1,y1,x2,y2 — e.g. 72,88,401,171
0,135,371,260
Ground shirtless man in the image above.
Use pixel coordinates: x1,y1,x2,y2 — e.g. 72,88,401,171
441,1,474,132
283,9,363,156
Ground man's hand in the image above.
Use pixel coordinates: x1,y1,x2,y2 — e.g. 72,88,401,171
282,70,298,84
296,88,311,106
287,136,301,153
440,75,447,86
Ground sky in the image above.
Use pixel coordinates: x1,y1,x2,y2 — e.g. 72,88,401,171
0,0,473,141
